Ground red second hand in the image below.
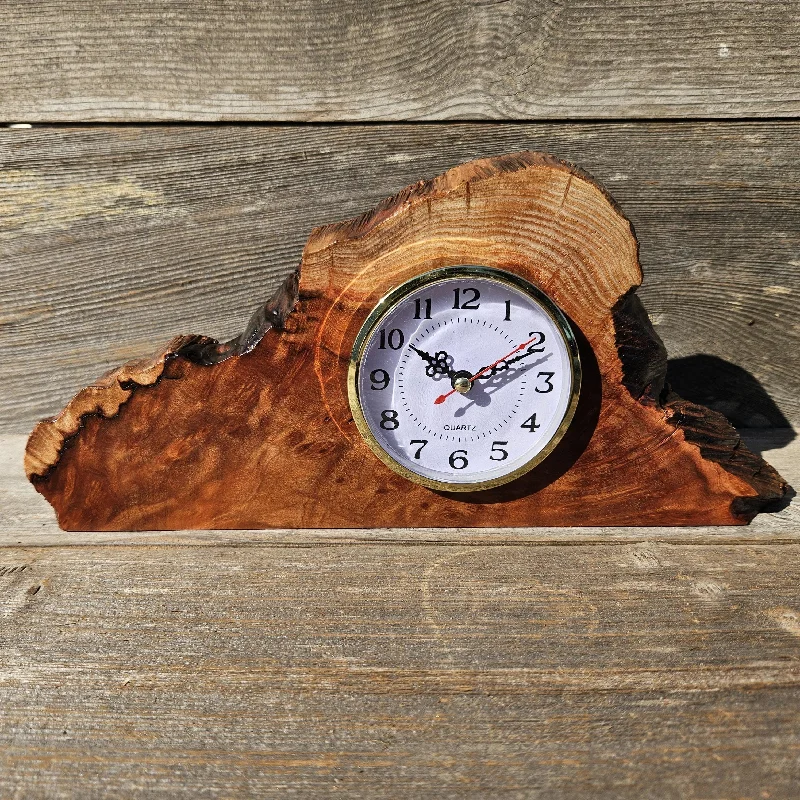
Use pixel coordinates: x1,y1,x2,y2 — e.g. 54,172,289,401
434,335,540,405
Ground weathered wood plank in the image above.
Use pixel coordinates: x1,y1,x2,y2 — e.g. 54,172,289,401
1,538,800,798
0,1,798,121
1,433,797,545
2,123,798,433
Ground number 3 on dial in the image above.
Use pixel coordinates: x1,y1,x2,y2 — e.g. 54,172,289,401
348,265,581,491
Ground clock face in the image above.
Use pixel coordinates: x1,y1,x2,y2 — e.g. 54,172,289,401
347,266,581,491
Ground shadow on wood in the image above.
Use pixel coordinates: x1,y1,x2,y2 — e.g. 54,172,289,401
667,355,796,451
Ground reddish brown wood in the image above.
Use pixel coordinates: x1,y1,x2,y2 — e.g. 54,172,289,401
25,152,788,530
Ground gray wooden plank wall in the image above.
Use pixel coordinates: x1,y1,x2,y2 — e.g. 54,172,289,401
1,0,798,121
1,1,798,798
2,537,800,798
2,122,799,433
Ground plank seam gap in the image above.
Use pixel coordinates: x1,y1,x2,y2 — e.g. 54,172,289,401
1,537,799,550
4,116,800,129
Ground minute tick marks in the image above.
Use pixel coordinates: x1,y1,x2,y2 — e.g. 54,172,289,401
349,267,580,491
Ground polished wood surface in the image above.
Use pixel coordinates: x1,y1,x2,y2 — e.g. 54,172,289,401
25,154,787,529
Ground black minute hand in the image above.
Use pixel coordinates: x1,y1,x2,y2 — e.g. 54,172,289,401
474,331,546,380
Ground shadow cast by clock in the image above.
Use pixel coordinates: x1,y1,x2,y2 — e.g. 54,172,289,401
666,354,795,455
442,339,796,507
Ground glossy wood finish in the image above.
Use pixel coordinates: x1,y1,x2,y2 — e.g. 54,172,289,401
24,154,787,529
6,432,799,544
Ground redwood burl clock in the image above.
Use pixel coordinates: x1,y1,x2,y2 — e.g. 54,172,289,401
25,152,788,529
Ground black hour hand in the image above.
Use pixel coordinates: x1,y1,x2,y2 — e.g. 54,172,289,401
409,344,455,379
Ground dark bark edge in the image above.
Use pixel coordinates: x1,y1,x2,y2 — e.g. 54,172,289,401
612,290,789,520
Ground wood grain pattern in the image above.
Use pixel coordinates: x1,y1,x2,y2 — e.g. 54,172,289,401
2,122,798,435
2,435,797,795
2,2,797,794
24,153,787,529
2,539,800,798
1,0,798,121
2,432,798,544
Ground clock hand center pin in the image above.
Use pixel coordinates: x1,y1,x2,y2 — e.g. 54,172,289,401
433,335,541,405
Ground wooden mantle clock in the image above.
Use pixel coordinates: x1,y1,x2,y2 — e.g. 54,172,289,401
25,152,788,530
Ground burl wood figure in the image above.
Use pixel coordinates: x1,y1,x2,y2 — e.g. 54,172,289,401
26,152,787,530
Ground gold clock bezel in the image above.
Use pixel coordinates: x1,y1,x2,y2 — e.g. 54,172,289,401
347,265,582,492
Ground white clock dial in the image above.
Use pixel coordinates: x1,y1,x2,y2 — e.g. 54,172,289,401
348,266,581,491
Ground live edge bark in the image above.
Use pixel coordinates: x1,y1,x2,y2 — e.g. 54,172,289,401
24,152,788,530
